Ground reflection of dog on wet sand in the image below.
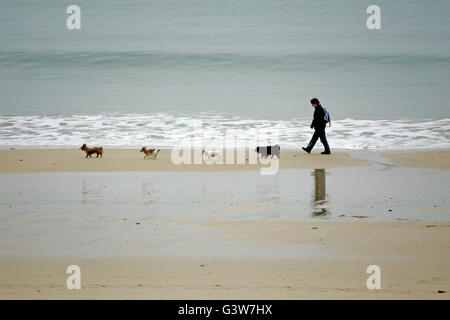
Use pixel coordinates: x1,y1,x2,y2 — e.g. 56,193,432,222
255,145,280,159
140,147,160,159
80,143,103,158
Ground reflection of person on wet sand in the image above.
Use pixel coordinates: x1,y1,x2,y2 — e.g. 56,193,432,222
312,168,328,216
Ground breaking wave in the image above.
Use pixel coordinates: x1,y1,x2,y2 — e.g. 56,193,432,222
0,113,449,150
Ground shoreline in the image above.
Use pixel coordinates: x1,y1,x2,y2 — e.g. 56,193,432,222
2,146,449,152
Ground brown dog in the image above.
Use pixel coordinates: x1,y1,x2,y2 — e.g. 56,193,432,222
140,147,160,159
80,143,103,158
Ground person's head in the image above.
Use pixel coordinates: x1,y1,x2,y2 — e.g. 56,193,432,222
310,98,320,108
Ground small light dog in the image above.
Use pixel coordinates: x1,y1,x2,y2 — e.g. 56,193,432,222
202,149,221,160
140,147,160,159
80,143,103,158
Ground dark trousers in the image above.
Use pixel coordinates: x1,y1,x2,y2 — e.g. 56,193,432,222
306,128,330,152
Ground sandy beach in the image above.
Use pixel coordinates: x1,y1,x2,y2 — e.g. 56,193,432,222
0,148,370,173
0,149,449,299
384,150,450,170
1,148,449,173
1,221,449,299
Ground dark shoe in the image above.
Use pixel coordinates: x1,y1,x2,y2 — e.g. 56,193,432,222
302,147,311,154
321,151,331,155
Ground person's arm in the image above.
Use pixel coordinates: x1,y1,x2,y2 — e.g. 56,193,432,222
311,109,318,129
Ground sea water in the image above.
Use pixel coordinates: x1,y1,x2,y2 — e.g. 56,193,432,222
0,0,449,149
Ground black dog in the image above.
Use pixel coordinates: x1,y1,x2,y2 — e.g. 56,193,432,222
255,145,280,158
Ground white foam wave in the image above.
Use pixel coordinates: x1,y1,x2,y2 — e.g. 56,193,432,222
0,114,449,150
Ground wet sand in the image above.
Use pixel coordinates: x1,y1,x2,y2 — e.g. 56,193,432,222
0,149,449,299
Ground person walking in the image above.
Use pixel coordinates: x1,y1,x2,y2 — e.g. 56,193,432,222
302,98,331,154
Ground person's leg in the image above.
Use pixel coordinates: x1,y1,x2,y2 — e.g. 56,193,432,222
319,129,331,153
305,130,320,151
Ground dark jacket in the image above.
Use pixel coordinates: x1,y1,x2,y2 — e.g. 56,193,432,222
310,104,327,130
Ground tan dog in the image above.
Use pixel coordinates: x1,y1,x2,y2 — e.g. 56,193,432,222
140,147,160,159
80,143,103,158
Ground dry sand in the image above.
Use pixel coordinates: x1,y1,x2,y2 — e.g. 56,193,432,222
1,149,449,173
1,220,448,299
384,150,450,170
0,148,368,172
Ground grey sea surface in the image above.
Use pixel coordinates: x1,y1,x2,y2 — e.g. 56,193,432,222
0,0,449,119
